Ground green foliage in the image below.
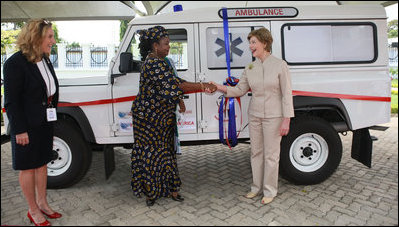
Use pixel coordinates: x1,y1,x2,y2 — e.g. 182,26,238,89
120,20,129,42
1,22,62,55
391,93,398,114
388,19,398,38
390,68,398,77
1,29,20,54
170,42,183,55
52,23,62,43
392,79,398,88
67,42,81,48
391,80,397,114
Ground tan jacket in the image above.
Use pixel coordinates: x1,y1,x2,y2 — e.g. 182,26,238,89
226,55,294,119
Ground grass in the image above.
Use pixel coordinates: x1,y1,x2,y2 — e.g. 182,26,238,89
392,79,398,114
392,93,398,114
392,79,398,88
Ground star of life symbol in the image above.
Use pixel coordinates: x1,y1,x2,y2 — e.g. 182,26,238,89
215,33,244,62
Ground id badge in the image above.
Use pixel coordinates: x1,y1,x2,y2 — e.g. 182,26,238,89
46,108,57,122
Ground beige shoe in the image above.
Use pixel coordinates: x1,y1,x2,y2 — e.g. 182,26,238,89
261,197,274,205
244,192,258,199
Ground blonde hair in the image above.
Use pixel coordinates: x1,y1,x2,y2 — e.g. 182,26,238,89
247,28,273,52
16,19,53,63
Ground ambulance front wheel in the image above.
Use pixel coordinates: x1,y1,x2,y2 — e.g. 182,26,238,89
279,116,342,185
47,119,92,189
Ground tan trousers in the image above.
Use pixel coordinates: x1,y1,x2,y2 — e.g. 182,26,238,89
248,115,283,198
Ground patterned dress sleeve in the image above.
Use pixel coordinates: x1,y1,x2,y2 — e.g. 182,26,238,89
164,57,186,84
150,58,184,104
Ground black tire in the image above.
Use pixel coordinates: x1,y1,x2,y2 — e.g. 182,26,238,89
279,116,342,185
47,119,92,189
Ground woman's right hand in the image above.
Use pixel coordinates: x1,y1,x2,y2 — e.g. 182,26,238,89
16,132,29,146
203,82,217,93
209,81,227,93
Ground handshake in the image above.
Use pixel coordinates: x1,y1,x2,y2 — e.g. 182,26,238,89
202,81,224,94
202,82,217,93
180,81,224,94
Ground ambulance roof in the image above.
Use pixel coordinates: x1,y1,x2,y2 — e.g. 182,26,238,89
129,4,386,26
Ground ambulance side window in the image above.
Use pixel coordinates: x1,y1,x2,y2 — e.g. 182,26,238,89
167,29,188,71
166,29,188,71
206,26,262,69
282,23,377,65
125,29,188,71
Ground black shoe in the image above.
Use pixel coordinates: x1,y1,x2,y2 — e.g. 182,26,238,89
171,194,184,202
146,198,155,206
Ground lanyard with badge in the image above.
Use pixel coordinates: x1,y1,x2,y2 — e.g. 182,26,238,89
42,58,57,122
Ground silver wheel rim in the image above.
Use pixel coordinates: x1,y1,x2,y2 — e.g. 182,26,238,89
48,137,72,176
289,133,328,172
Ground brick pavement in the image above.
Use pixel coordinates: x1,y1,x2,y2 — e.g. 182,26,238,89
1,117,398,226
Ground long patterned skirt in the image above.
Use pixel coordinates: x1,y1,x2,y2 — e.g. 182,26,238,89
131,108,181,200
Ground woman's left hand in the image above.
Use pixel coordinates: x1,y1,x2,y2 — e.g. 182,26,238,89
280,118,291,136
178,99,186,113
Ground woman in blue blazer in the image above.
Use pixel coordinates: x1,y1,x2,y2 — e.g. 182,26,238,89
3,19,62,226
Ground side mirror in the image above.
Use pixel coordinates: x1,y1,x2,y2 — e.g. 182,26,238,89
119,52,133,73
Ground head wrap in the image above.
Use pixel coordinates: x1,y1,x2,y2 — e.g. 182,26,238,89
138,26,169,42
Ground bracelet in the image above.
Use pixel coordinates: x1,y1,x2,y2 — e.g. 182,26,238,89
200,82,205,92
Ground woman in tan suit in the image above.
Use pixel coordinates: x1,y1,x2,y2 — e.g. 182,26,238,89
211,28,294,205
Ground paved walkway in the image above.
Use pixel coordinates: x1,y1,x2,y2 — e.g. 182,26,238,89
1,117,398,226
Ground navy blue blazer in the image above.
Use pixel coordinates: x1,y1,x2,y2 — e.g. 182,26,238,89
3,51,59,134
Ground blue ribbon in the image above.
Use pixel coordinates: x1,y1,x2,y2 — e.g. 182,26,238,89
222,8,231,78
219,8,238,148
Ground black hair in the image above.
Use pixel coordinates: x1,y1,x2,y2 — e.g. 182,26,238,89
138,26,168,61
139,38,159,61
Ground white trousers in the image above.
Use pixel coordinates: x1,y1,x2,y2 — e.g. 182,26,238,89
248,115,283,198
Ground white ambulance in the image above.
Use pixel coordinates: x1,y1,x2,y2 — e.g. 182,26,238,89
2,4,392,188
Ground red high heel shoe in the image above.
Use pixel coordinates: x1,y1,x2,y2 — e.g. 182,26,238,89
40,209,62,219
27,211,51,226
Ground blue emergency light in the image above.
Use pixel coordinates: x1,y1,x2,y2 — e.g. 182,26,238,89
173,5,183,12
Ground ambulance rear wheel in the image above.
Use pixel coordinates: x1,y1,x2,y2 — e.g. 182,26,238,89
279,116,342,185
47,119,92,189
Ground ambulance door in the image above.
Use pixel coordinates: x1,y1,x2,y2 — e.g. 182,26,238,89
111,24,197,138
198,22,270,135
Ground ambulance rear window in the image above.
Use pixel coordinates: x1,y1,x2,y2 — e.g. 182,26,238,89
281,22,377,65
206,26,262,69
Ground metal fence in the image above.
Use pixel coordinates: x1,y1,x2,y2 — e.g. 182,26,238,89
388,46,398,66
66,47,83,68
168,54,183,68
49,46,58,68
1,45,395,70
90,47,108,68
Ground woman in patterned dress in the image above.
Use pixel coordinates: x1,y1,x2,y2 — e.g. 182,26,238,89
131,26,216,206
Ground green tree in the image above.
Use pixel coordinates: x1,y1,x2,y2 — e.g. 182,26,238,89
388,19,398,38
67,42,81,48
1,22,63,54
1,29,20,54
120,20,129,41
52,23,63,43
